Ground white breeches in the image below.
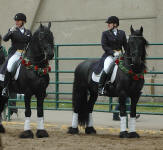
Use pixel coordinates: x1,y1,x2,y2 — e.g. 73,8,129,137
7,51,22,72
104,56,114,73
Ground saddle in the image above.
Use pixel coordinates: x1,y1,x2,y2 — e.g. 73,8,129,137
92,63,118,83
92,62,119,97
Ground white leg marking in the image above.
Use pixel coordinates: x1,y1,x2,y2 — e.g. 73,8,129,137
72,113,78,128
129,117,136,132
37,117,44,130
87,113,93,127
24,117,30,131
120,116,127,132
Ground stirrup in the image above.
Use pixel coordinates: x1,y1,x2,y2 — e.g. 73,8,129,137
98,87,105,96
2,88,9,98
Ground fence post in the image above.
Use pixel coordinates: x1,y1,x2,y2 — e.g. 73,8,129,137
109,97,113,112
7,100,11,121
55,45,59,109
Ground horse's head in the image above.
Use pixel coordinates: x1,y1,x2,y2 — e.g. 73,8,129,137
128,25,148,66
38,22,54,60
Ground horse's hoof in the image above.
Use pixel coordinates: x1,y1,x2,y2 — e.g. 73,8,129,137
119,131,129,138
36,129,49,138
67,127,79,134
0,124,5,133
128,132,140,138
19,130,34,138
85,127,96,134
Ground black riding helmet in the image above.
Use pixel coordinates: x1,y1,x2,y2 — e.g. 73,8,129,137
14,13,26,22
105,16,119,26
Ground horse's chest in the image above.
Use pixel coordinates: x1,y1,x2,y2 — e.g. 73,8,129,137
129,80,144,93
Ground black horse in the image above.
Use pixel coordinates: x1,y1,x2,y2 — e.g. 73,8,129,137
68,26,148,138
0,48,5,65
0,22,54,138
0,47,18,121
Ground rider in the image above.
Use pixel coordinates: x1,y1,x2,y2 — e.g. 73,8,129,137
2,13,32,97
98,16,128,95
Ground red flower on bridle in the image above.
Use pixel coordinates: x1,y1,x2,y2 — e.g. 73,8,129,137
140,75,144,79
21,59,26,65
43,68,47,74
48,66,51,72
133,75,139,80
115,59,119,65
128,69,133,74
34,66,38,71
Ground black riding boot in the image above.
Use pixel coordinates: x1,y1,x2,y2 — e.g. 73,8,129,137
98,71,108,95
2,71,12,97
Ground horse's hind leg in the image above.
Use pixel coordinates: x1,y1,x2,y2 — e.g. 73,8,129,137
68,77,89,134
19,93,34,138
0,114,5,133
128,95,141,138
0,95,8,133
35,92,49,138
85,89,98,134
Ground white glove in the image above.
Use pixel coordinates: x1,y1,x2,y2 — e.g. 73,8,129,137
9,26,16,32
113,51,120,57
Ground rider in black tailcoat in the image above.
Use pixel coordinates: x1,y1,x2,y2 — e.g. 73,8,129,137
1,13,32,97
98,16,128,95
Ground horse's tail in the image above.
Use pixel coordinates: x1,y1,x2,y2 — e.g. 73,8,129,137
72,61,91,126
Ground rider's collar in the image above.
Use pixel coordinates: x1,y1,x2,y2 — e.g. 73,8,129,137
112,28,118,36
19,26,25,34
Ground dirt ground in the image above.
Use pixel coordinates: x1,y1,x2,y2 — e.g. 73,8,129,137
0,124,163,150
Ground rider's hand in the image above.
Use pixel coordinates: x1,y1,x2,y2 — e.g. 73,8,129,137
9,26,16,32
113,51,120,57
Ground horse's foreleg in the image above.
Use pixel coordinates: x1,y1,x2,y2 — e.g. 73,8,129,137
119,92,128,138
36,92,49,138
128,95,140,138
19,94,33,138
24,94,32,131
37,97,44,129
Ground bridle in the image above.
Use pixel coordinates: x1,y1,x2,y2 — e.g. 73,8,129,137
125,35,144,59
28,30,51,65
125,35,145,67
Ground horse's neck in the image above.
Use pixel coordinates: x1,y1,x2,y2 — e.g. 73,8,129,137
123,53,132,68
26,38,44,66
123,54,146,73
27,38,39,57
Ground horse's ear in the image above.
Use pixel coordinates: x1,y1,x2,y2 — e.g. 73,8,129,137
140,26,143,35
48,22,51,29
130,25,134,34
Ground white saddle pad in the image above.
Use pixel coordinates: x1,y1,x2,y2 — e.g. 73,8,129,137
92,65,118,83
14,65,21,80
